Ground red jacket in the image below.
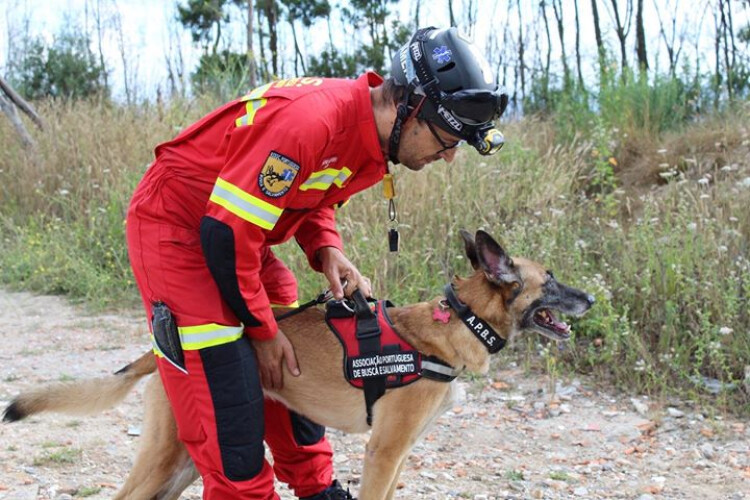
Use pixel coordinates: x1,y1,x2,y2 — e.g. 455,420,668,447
134,72,387,340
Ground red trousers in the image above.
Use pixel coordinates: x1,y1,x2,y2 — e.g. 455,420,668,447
126,212,333,499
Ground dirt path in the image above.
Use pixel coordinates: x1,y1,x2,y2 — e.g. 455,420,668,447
0,289,748,500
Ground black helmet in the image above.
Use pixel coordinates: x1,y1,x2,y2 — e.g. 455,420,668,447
389,27,508,161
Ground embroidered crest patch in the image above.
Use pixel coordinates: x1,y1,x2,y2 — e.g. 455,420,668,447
258,151,300,198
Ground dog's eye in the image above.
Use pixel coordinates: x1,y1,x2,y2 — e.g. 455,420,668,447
547,271,555,280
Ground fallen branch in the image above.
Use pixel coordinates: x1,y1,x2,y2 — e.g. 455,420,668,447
0,76,44,130
0,94,35,149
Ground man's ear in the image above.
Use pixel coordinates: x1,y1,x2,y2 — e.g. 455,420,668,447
459,229,480,270
474,230,521,287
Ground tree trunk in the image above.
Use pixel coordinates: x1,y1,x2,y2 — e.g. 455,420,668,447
289,19,306,77
213,19,222,55
608,0,633,74
718,0,733,99
551,0,570,87
0,76,44,130
574,0,584,88
464,0,477,37
0,94,35,150
653,0,682,76
94,0,109,95
713,6,721,107
516,0,526,104
448,0,456,27
247,0,257,88
590,0,606,77
541,1,552,104
635,0,648,71
111,2,132,105
725,0,738,97
257,7,268,81
264,0,279,77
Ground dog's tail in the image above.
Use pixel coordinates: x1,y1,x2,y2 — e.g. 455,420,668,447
3,351,157,423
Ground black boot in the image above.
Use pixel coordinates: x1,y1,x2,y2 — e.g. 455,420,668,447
300,480,355,500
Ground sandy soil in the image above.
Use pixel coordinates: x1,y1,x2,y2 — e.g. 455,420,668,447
0,289,748,500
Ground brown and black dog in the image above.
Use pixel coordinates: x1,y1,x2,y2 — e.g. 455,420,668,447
4,229,594,500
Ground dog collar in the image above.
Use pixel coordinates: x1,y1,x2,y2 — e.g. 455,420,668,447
443,284,506,354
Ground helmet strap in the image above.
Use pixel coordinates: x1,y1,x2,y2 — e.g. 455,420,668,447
386,83,421,165
387,100,408,165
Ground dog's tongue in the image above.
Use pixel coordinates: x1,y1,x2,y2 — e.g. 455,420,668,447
547,311,570,332
544,310,570,333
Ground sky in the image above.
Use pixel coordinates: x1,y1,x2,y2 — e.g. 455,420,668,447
1,0,745,101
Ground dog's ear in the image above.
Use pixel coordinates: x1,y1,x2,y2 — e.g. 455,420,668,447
459,229,480,270
474,230,522,288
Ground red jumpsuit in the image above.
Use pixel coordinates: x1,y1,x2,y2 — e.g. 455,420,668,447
126,72,386,498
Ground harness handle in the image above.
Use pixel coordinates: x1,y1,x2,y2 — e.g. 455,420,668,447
351,289,373,318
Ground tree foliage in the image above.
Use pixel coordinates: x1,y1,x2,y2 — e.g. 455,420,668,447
192,50,253,100
7,30,107,101
177,0,244,55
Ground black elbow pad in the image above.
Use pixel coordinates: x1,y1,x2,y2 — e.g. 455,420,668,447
200,216,261,328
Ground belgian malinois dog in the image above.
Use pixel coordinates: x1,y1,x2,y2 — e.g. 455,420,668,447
4,230,594,500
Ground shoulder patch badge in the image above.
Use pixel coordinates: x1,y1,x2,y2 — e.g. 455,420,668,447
258,151,300,198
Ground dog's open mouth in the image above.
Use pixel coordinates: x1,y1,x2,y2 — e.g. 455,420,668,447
532,308,571,341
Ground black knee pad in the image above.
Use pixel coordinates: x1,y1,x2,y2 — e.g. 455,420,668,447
289,411,326,446
201,337,265,481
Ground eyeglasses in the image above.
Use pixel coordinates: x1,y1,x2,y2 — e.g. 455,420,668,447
425,121,462,154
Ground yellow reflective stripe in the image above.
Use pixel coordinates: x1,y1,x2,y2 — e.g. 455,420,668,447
299,167,352,191
209,177,283,230
270,301,299,308
152,337,165,358
241,82,273,101
235,98,267,127
178,323,244,350
235,83,272,127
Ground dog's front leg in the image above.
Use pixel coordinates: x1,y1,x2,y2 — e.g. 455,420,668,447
383,455,408,499
358,382,450,500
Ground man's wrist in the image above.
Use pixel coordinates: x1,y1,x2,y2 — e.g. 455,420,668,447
315,246,341,261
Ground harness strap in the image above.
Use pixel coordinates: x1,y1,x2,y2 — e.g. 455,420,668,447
421,355,461,382
351,290,385,426
275,289,333,321
444,284,506,353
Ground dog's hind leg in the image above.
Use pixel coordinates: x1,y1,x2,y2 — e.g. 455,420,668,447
114,376,195,500
359,381,451,500
155,455,199,500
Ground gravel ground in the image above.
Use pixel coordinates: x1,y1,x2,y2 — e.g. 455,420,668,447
0,289,748,500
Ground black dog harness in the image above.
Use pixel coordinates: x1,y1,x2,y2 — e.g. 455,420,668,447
326,291,459,425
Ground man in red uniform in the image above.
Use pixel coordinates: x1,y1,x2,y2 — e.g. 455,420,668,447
126,27,507,499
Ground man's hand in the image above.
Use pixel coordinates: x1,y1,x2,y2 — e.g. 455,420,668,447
251,328,300,390
317,246,372,300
